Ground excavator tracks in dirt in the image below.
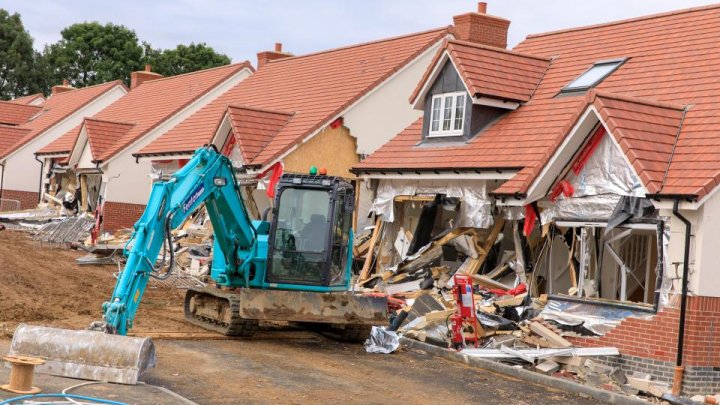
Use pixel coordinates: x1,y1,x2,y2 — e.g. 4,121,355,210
184,287,258,337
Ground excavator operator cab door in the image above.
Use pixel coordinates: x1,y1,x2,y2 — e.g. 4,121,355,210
266,174,354,288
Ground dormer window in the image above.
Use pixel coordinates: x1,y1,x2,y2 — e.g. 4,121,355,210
429,92,466,137
562,58,626,93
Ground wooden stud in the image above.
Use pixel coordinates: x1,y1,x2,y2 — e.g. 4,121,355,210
358,216,382,282
529,321,573,348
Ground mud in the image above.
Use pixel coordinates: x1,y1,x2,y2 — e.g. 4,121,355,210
0,230,201,338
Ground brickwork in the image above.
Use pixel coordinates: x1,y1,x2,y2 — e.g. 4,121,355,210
102,201,146,232
0,189,39,210
568,296,720,394
453,12,510,48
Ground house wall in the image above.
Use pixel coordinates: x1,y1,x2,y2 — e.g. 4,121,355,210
343,40,441,156
1,86,126,201
282,125,359,178
97,68,252,231
687,187,720,297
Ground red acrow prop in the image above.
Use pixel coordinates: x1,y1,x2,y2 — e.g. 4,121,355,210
450,274,479,350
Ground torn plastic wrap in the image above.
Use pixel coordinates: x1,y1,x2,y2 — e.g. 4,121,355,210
539,298,653,336
364,326,400,354
149,160,184,181
541,135,645,223
369,179,492,228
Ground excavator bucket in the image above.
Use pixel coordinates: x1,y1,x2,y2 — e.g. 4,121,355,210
9,324,156,385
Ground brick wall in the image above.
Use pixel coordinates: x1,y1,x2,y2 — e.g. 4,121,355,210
102,201,146,232
0,189,39,210
453,13,510,48
568,296,720,395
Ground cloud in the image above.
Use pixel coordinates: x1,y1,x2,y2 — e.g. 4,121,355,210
3,0,716,63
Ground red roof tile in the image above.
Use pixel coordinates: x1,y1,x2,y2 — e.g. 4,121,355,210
357,4,720,200
224,105,293,163
84,118,135,161
137,28,450,166
38,62,251,161
0,125,31,157
0,102,42,125
9,93,45,106
410,39,550,104
0,81,125,160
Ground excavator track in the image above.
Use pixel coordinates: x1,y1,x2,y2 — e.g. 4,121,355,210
184,287,258,337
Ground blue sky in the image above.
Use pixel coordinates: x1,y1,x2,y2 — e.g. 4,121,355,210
3,0,717,63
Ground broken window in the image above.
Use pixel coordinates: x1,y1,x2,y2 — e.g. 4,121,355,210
536,222,660,306
429,92,465,137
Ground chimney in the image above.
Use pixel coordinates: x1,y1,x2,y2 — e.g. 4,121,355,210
130,64,163,89
453,2,510,48
51,79,75,95
256,42,292,69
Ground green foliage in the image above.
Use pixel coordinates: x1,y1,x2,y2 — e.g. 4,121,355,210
0,9,42,99
144,43,231,76
0,10,232,97
44,22,144,87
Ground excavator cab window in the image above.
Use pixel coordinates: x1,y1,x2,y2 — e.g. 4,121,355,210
329,190,353,285
268,186,331,285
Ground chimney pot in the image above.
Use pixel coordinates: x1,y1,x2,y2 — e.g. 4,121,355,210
453,3,510,48
51,80,75,95
131,67,163,89
257,43,292,69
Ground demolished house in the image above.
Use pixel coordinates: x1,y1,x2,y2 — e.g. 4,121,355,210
34,63,253,231
353,4,720,396
0,81,127,210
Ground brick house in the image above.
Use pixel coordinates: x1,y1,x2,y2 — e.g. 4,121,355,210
35,63,253,231
0,81,127,210
354,4,720,395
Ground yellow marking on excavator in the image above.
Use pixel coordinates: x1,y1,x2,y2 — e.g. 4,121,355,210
134,290,140,303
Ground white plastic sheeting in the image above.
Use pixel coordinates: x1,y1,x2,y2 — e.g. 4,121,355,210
369,179,493,228
541,135,645,223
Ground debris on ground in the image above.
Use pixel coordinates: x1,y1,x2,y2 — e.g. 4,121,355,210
363,326,400,354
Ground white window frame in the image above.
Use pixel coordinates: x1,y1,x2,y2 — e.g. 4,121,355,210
428,91,466,137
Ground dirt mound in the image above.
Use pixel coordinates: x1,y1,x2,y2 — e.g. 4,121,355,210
0,230,201,338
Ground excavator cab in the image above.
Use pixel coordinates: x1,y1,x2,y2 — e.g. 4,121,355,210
267,174,354,288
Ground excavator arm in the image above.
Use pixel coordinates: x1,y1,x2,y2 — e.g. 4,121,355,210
99,145,256,335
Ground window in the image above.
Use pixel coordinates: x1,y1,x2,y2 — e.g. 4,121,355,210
429,92,466,137
562,59,626,93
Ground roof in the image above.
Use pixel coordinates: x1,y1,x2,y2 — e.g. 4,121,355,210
224,105,293,163
0,102,42,126
9,93,45,106
357,4,720,200
137,27,450,165
38,62,252,162
0,125,31,157
0,81,126,160
84,118,135,161
410,39,550,104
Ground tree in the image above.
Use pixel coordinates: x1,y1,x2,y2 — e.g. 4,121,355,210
44,22,144,87
0,9,43,100
144,43,231,77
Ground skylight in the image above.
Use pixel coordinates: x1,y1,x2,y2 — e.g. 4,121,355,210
562,59,626,92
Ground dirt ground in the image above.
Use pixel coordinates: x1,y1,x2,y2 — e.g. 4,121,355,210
0,230,604,404
0,230,200,338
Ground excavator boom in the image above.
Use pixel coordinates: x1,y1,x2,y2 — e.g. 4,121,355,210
11,145,386,384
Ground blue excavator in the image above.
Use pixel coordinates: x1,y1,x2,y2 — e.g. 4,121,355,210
10,145,387,384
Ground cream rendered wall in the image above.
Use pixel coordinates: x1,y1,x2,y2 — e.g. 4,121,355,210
103,68,253,205
2,86,127,193
681,186,720,297
343,40,442,156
